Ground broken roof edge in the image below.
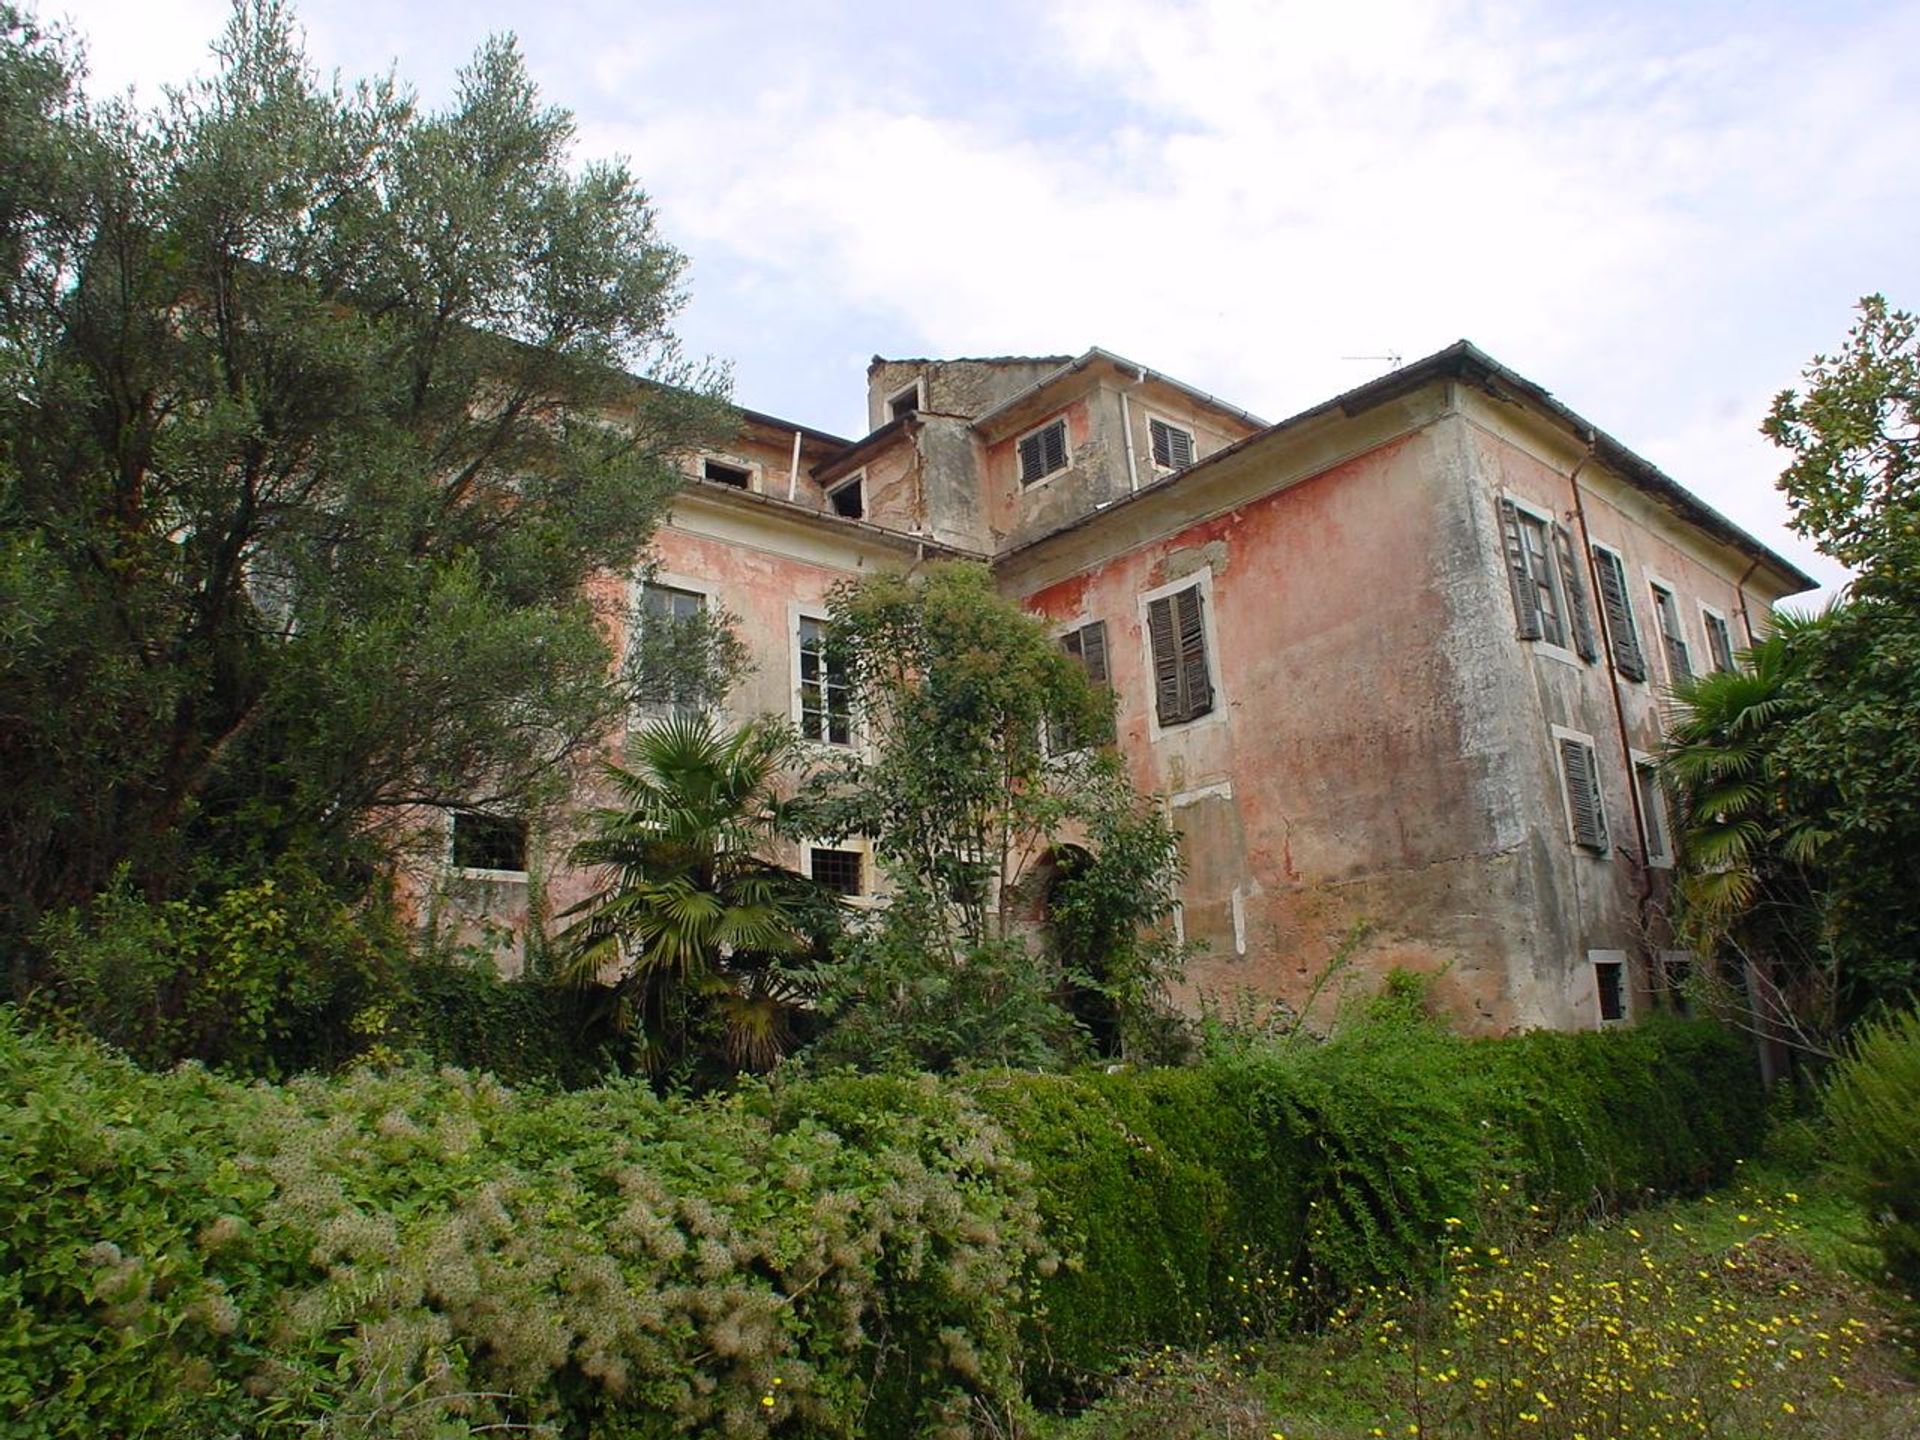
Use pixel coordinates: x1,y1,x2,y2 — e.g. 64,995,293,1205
868,353,1075,372
968,346,1270,435
732,404,854,452
999,340,1817,595
676,472,984,562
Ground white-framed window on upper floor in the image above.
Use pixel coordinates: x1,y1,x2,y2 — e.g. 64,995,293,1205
1016,415,1070,487
1630,749,1673,869
449,809,529,878
792,606,853,747
1147,415,1196,473
1139,571,1222,737
699,454,756,490
826,469,865,520
1498,497,1598,664
1551,724,1610,855
1647,577,1693,683
1589,949,1629,1025
1588,542,1649,682
887,379,924,422
1047,618,1115,754
1700,604,1736,673
629,575,717,724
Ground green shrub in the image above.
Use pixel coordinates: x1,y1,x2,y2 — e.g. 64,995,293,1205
0,1001,1764,1436
1825,1005,1920,1310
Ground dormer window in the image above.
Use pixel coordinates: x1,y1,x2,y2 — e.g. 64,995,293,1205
887,381,923,422
1149,417,1195,471
701,457,752,489
827,472,865,519
1017,418,1069,486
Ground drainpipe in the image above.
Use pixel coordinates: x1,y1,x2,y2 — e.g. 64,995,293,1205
1118,366,1147,493
1565,433,1658,938
786,429,803,502
1731,556,1762,648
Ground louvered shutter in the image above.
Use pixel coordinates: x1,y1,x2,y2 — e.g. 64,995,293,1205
1042,420,1067,473
1499,500,1544,640
1552,524,1599,662
1080,621,1110,685
1591,548,1648,682
1559,738,1609,852
1151,419,1195,470
1175,585,1213,721
1018,432,1044,485
1148,595,1182,725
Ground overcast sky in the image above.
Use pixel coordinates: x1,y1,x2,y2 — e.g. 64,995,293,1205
63,0,1920,598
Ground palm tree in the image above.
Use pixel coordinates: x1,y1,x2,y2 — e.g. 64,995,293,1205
560,713,834,1076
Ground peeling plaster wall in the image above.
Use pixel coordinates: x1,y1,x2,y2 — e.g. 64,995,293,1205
867,357,1070,429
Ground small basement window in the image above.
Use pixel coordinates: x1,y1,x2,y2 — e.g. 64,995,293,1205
888,382,922,422
827,473,865,519
451,811,528,874
1149,417,1195,471
701,457,752,489
1017,418,1069,486
809,846,864,897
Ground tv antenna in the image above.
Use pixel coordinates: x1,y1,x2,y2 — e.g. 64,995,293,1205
1341,351,1403,370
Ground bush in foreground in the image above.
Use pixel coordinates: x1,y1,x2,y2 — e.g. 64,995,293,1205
1825,1005,1920,1313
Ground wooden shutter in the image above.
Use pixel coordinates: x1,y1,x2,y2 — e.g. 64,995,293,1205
1080,620,1110,685
1499,500,1544,641
1175,585,1213,721
1552,523,1599,662
1559,737,1608,852
1150,419,1194,470
1042,420,1067,473
1591,548,1648,682
1147,594,1182,725
1018,432,1044,485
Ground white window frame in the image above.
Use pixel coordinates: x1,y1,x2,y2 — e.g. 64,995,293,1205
804,837,875,907
1550,724,1609,855
1645,572,1693,684
789,602,857,750
1630,748,1674,870
446,810,531,881
825,468,867,520
1145,412,1197,473
1588,948,1631,1026
1138,568,1228,743
1504,494,1581,668
698,452,761,493
627,570,721,726
1698,602,1736,673
1014,414,1072,488
886,379,925,422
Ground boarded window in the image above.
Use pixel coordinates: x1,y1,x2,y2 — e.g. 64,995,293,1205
809,846,863,896
1146,584,1215,727
1149,418,1195,470
1017,419,1069,486
797,617,852,745
1558,735,1609,853
1590,546,1649,681
451,811,528,873
828,474,864,519
702,457,751,488
1651,584,1692,681
1703,611,1736,672
1049,620,1114,752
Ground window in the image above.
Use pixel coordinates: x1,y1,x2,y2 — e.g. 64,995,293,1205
450,811,528,874
1659,950,1693,1014
633,582,708,720
808,846,864,897
827,473,865,519
1049,620,1114,753
701,457,752,489
796,615,852,745
1593,955,1627,1023
1555,731,1609,853
1017,418,1069,486
887,382,922,422
1649,583,1692,681
1148,417,1195,471
1702,608,1736,672
1589,545,1649,682
1634,756,1671,867
1497,500,1597,661
1145,582,1215,728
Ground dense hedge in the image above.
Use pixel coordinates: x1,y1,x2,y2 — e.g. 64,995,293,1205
0,1000,1764,1437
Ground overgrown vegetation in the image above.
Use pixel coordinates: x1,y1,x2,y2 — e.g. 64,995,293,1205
1824,1005,1920,1320
0,995,1765,1436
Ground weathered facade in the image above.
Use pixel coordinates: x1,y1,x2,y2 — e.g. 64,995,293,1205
423,341,1815,1031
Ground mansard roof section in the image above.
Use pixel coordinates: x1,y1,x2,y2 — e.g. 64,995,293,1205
968,347,1269,439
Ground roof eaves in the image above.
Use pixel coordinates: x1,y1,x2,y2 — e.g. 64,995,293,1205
680,475,984,561
969,347,1270,434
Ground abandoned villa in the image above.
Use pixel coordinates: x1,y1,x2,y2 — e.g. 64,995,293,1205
420,341,1816,1035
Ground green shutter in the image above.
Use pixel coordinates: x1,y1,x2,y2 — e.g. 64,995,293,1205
1499,500,1544,641
1591,547,1648,682
1552,523,1599,662
1559,737,1609,853
1148,595,1181,725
